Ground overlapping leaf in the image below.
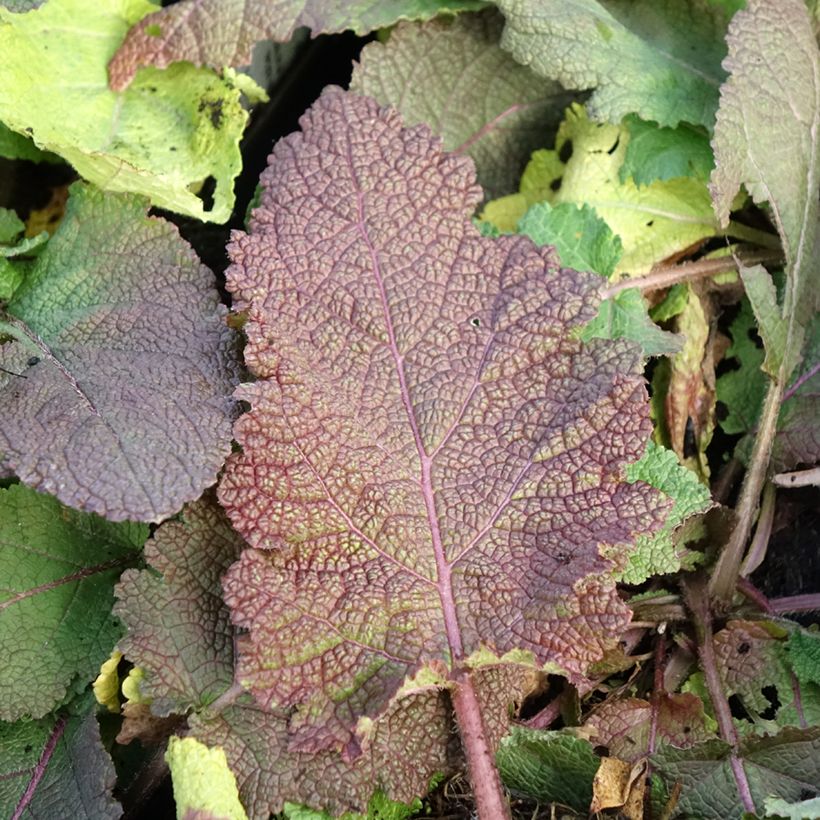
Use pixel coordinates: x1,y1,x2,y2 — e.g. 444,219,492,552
108,0,485,90
0,183,239,522
0,0,253,222
219,88,668,753
495,0,729,129
351,10,573,199
0,484,146,721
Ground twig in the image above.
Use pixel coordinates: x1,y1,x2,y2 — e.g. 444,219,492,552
685,578,756,815
600,249,783,299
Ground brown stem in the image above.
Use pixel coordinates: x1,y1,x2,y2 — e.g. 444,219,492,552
451,670,511,820
772,466,820,488
685,579,756,815
600,249,782,298
709,377,784,605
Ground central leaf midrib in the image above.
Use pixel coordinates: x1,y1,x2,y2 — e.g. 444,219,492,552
349,160,465,664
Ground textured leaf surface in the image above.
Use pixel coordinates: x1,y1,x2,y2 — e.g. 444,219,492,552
0,484,146,721
108,0,485,90
788,629,820,687
115,497,520,816
620,116,714,186
516,202,682,357
495,0,728,129
652,727,820,820
166,737,248,820
0,0,252,222
496,727,599,810
220,88,667,752
351,10,572,200
586,693,711,761
0,697,121,819
620,441,713,584
115,498,243,715
0,184,239,522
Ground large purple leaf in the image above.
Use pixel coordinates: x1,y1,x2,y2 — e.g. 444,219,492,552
0,183,239,522
219,88,667,752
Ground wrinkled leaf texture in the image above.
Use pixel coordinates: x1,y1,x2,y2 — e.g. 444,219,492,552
0,184,239,522
108,0,485,90
219,88,667,755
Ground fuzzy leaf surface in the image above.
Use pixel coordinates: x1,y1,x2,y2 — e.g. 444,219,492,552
495,0,728,129
496,727,600,810
0,484,147,721
652,727,820,820
0,0,252,222
710,0,819,385
350,10,573,200
0,696,121,819
108,0,485,90
220,88,667,753
0,184,239,522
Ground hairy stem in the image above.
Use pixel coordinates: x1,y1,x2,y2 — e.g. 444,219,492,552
768,593,820,614
686,580,756,815
451,670,511,820
709,377,784,604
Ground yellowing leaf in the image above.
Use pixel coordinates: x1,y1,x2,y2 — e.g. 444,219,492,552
0,0,254,222
166,737,248,820
93,651,123,713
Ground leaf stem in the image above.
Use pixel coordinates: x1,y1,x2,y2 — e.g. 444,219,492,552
450,670,511,820
600,249,782,298
685,579,756,815
709,377,784,604
767,593,820,614
722,220,782,249
772,466,820,488
739,482,776,577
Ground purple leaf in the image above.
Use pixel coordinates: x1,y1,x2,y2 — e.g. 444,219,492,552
219,88,668,757
0,184,239,522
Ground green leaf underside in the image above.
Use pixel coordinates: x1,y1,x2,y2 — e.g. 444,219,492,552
496,727,600,810
350,10,574,200
0,120,60,163
108,0,487,90
0,694,121,819
652,727,820,820
218,88,668,762
0,0,251,222
166,736,248,820
0,183,239,522
621,441,713,584
621,114,714,186
115,497,523,816
495,0,728,129
0,484,147,721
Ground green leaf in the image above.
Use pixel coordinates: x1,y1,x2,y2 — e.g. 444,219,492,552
496,727,600,811
620,441,713,583
710,0,820,384
620,115,714,186
581,288,685,357
652,727,820,820
517,202,622,276
0,694,121,818
787,629,820,687
740,264,790,377
496,0,729,129
283,789,423,820
0,0,255,222
764,794,820,819
166,736,248,820
350,10,573,199
0,208,24,243
0,484,146,721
